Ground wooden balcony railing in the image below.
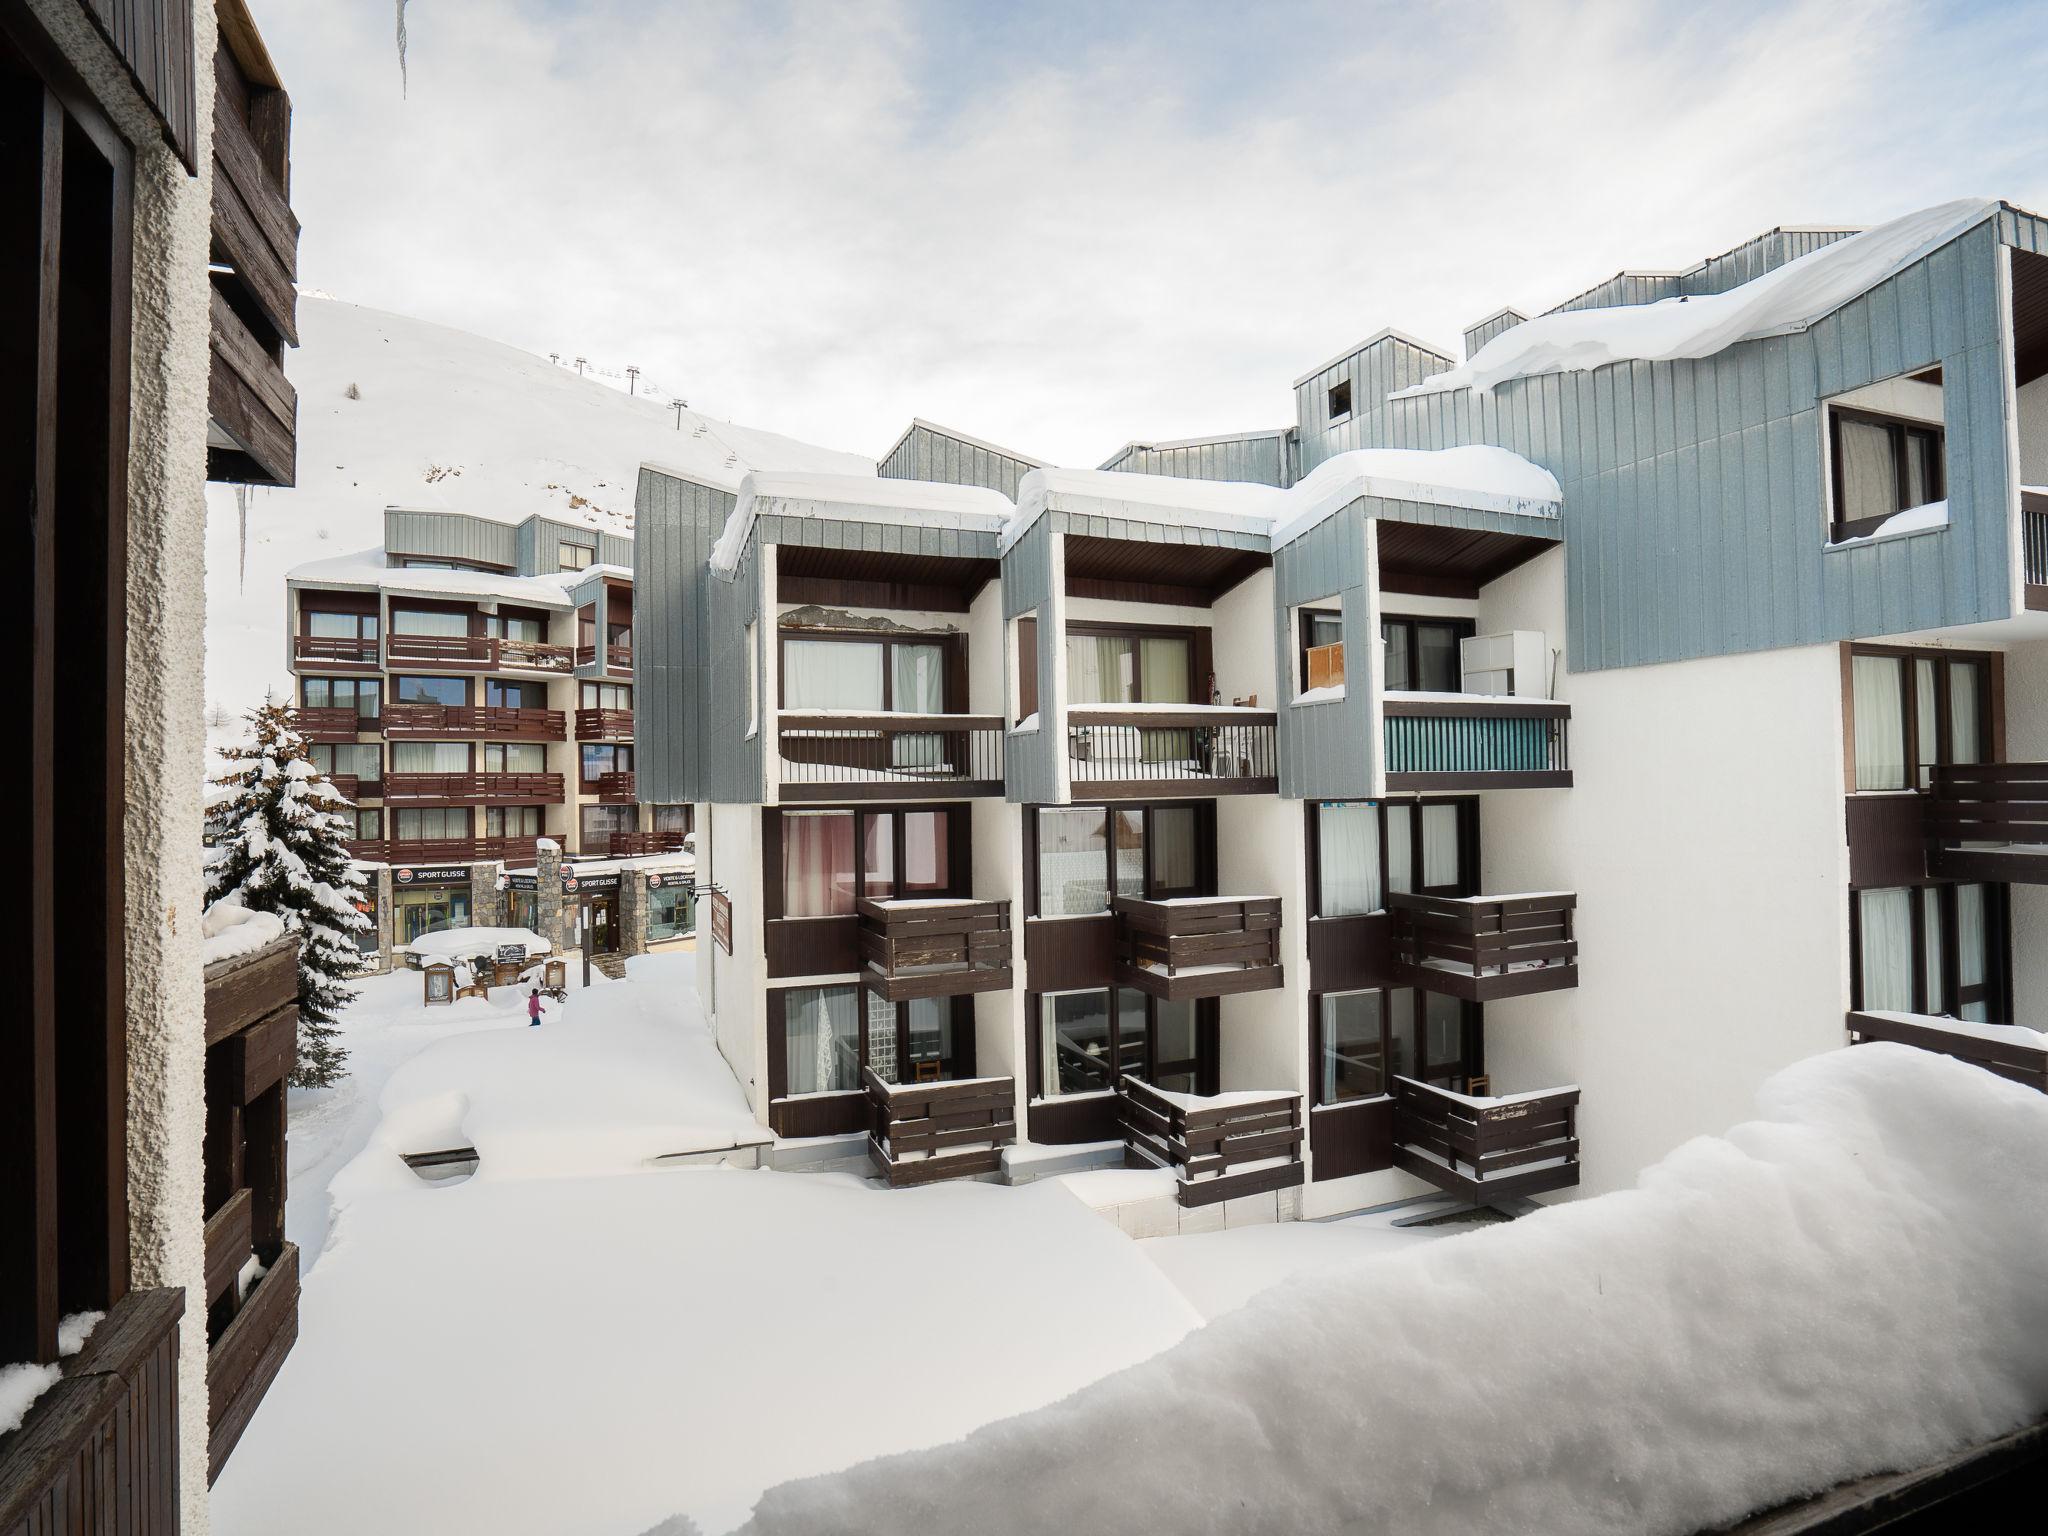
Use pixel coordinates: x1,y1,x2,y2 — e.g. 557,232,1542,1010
1112,895,1283,1000
384,633,493,668
1847,1011,2048,1093
343,837,386,863
1389,891,1578,1001
385,838,476,866
1391,1078,1581,1203
589,770,637,803
1068,707,1277,796
382,772,564,805
291,705,362,741
576,707,635,741
864,1067,1017,1187
2023,489,2047,608
1118,1077,1304,1208
606,830,688,857
1383,696,1571,789
497,638,576,673
381,703,567,740
777,713,1004,799
576,642,634,673
1926,762,2048,883
0,1287,184,1532
857,897,1012,1001
324,773,379,805
292,634,378,667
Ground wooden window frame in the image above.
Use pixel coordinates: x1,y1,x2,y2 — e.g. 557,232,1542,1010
559,541,594,572
1379,613,1476,694
1297,607,1344,696
579,680,632,710
1843,642,2003,794
301,605,379,641
302,674,382,719
1849,882,2011,1021
579,741,632,782
1828,402,1947,542
391,673,472,708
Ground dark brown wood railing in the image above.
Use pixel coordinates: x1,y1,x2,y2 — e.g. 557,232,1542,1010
1926,762,2048,881
382,772,564,805
381,704,567,740
857,898,1012,1000
1067,707,1277,796
0,1287,184,1532
575,707,635,741
589,770,637,803
1391,1078,1580,1202
606,830,688,857
1118,1077,1304,1208
864,1068,1016,1187
293,634,378,666
777,713,1004,798
575,643,634,673
291,705,361,740
1113,895,1283,999
496,638,575,673
1389,891,1578,1001
1847,1011,2048,1092
1383,696,1572,788
384,634,492,667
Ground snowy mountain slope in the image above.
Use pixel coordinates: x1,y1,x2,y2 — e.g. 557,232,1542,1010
202,296,873,729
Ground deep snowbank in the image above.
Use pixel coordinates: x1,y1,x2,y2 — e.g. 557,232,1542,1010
726,1044,2048,1536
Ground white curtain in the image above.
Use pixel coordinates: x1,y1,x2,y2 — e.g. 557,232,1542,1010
782,811,855,917
891,644,944,714
1950,662,1983,765
1853,656,1906,791
1957,884,1988,1021
1837,419,1897,526
1139,638,1192,703
1317,803,1381,916
1920,887,1945,1014
783,639,884,711
1422,804,1462,888
392,608,467,636
1386,805,1413,895
1114,810,1145,899
1038,809,1108,915
1915,659,1939,788
786,987,858,1095
393,741,469,773
1067,636,1131,705
1857,888,1913,1012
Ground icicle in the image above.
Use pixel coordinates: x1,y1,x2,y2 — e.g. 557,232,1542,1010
395,0,410,97
236,483,251,594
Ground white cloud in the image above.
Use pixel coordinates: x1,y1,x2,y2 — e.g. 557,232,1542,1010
262,0,2048,466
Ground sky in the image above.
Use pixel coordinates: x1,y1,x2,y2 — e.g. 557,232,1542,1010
262,0,2048,467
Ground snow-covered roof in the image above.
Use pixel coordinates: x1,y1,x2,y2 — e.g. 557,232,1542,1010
708,471,1012,576
1402,199,2001,399
1003,446,1561,556
286,548,582,609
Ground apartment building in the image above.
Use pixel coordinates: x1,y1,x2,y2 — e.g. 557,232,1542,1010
284,507,695,969
639,198,2048,1226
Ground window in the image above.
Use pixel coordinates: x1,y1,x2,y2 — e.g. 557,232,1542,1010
559,542,594,572
485,806,544,838
393,675,467,708
865,993,973,1085
1847,646,1994,792
1298,608,1344,695
579,804,637,846
307,609,378,641
1039,990,1113,1096
484,742,546,774
1033,804,1175,915
582,681,631,710
1064,627,1193,706
394,807,470,843
1381,615,1474,694
391,607,468,637
1852,883,2008,1020
1311,798,1472,913
1314,987,1476,1103
1320,992,1385,1101
581,742,633,783
485,678,546,710
1829,382,1945,541
779,807,957,917
303,676,381,720
1037,989,1212,1098
1314,803,1381,915
1327,379,1353,422
648,881,694,942
310,742,381,787
653,804,692,835
779,632,948,714
391,741,470,773
350,808,383,842
781,810,857,916
486,613,544,644
1014,615,1039,726
783,985,860,1095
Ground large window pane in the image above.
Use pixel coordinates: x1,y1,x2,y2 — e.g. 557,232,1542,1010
891,643,945,714
1920,886,1946,1015
308,611,359,639
1422,803,1463,890
1067,634,1133,705
1837,419,1899,525
1138,637,1192,703
1857,888,1913,1012
1424,993,1465,1079
1915,658,1939,789
1381,622,1411,691
863,813,896,900
1116,989,1149,1084
392,608,468,636
783,638,885,711
1114,808,1146,899
1956,883,1989,1020
1949,661,1983,766
905,997,958,1082
783,810,857,917
1316,803,1381,916
865,990,899,1085
1042,992,1113,1095
902,811,947,894
1148,807,1197,895
1852,656,1906,791
395,675,466,707
1321,992,1384,1102
1152,998,1199,1094
392,741,469,773
1039,808,1108,915
1386,805,1413,895
1417,624,1462,693
785,986,860,1095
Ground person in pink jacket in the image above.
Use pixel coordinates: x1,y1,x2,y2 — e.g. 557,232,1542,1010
528,988,543,1027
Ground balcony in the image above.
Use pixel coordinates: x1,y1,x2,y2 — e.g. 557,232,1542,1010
777,713,1004,800
292,634,378,669
343,837,386,863
2024,488,2047,610
1066,706,1277,797
377,836,544,867
588,770,637,804
1117,1077,1304,1208
606,830,688,857
1926,762,2048,883
857,897,1012,1001
1389,891,1579,1001
1383,696,1571,789
382,703,567,741
576,642,634,676
576,707,635,742
383,634,574,672
1112,895,1284,1000
1847,1011,2048,1093
863,1068,1017,1187
382,772,565,806
1391,1078,1581,1203
292,705,363,742
324,773,381,805
496,638,576,673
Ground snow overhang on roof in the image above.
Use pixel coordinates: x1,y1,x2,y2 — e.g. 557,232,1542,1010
285,548,579,608
708,472,1012,576
1003,446,1560,556
1401,198,2001,399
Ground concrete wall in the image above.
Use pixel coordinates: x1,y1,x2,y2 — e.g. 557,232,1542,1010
700,802,770,1122
2019,374,2048,484
1214,795,1307,1097
1211,567,1278,707
1471,547,1852,1196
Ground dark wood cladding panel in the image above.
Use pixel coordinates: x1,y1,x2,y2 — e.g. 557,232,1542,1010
202,936,298,1046
1024,915,1116,993
207,282,294,485
1027,1093,1121,1146
1845,794,1929,889
1307,914,1395,994
207,1241,298,1482
83,0,198,169
764,916,861,979
1062,535,1268,602
767,1092,867,1139
1310,1099,1394,1182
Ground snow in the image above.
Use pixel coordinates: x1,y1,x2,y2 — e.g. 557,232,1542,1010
1056,1165,1179,1208
709,471,1009,575
1401,200,1999,399
1825,499,1950,547
283,547,580,608
725,1044,2048,1536
203,296,868,732
201,899,287,967
1130,1082,1296,1112
400,927,553,964
1855,1010,2048,1049
1293,683,1345,705
0,1311,104,1436
1139,1209,1448,1322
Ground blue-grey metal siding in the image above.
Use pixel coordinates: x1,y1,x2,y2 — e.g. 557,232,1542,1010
1273,509,1374,801
1001,518,1058,805
1544,271,1684,316
518,515,610,577
879,424,1040,498
1294,334,1457,475
382,510,518,569
752,511,999,566
1098,431,1294,487
1462,310,1527,359
635,468,740,805
1677,228,1857,298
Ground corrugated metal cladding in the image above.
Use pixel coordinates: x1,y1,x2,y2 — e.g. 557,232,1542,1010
634,467,739,805
879,424,1040,499
382,509,517,569
514,514,627,577
1294,334,1457,476
1000,518,1058,805
1273,508,1375,800
1678,228,1856,298
1099,432,1295,488
1362,215,2030,671
1462,311,1527,359
751,510,999,566
1545,271,1684,316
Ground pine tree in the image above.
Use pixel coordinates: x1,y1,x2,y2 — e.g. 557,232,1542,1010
204,703,370,1087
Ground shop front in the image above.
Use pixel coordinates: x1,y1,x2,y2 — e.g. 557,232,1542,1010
647,870,695,947
563,869,622,956
503,872,541,934
391,864,473,948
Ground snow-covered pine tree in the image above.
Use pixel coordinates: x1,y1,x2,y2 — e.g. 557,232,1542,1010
205,703,370,1087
